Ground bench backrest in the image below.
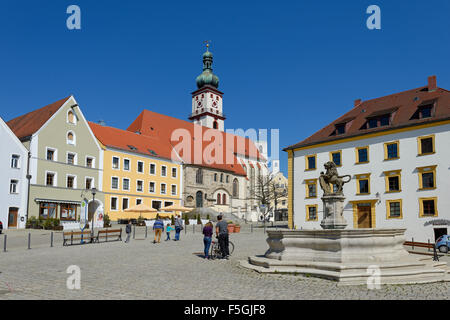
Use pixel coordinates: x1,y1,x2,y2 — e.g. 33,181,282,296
98,229,121,234
64,231,91,236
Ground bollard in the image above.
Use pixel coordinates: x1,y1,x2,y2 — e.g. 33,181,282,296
428,239,430,252
185,224,187,235
193,224,195,234
145,226,148,238
412,238,414,250
28,233,31,250
133,225,136,239
51,232,54,247
3,234,7,252
251,224,253,233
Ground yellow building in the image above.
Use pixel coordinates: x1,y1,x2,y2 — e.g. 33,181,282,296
89,122,182,221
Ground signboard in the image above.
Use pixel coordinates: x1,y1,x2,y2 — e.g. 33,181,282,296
94,206,104,228
424,219,450,227
80,200,88,231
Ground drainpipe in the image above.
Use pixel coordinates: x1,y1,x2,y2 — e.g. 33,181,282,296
25,150,32,223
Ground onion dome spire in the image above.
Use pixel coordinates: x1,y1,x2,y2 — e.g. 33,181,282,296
196,42,219,89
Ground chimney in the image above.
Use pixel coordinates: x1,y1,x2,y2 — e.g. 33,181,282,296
428,75,437,91
354,99,362,108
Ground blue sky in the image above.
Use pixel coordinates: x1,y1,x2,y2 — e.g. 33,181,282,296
0,0,449,175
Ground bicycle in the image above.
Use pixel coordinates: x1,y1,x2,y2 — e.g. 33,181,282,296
210,236,234,260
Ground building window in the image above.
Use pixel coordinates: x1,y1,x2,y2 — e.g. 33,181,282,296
39,202,57,219
86,157,94,168
152,200,162,210
419,197,438,217
67,110,76,124
137,180,143,192
172,167,177,178
124,159,130,171
171,184,177,196
111,177,119,189
384,141,399,160
305,155,316,170
149,182,155,193
46,148,56,161
46,172,55,186
123,178,130,191
226,175,229,183
137,161,144,173
122,198,129,211
67,153,76,165
410,104,434,120
196,169,203,184
110,197,118,211
305,179,317,198
67,131,75,145
11,155,20,168
306,205,318,221
355,147,369,164
217,194,221,204
418,135,435,155
384,170,401,193
356,174,370,195
60,204,77,221
10,180,18,194
233,179,239,198
85,178,93,190
220,173,224,183
222,194,227,204
161,183,166,194
362,114,391,129
161,166,167,177
214,173,217,182
150,163,156,175
112,157,119,169
136,199,142,205
330,150,342,167
417,166,437,190
67,176,76,189
386,200,402,219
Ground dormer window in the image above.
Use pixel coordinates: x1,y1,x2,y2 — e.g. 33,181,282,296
361,113,392,129
330,118,354,136
410,103,434,120
335,124,345,135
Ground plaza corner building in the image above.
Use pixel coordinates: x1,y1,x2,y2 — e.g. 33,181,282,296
6,96,105,224
284,75,450,242
89,122,183,221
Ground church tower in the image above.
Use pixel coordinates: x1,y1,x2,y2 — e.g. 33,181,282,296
189,44,225,131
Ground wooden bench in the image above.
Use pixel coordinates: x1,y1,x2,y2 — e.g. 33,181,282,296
96,228,122,243
404,241,434,249
63,230,94,246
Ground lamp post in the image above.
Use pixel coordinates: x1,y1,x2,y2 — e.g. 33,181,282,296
90,188,97,242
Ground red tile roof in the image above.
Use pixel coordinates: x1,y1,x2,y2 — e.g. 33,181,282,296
7,96,72,140
127,110,264,176
89,122,176,161
285,78,450,150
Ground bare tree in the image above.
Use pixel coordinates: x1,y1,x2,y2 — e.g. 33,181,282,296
251,173,287,221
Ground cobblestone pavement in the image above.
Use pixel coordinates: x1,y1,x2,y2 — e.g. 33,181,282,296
0,226,449,300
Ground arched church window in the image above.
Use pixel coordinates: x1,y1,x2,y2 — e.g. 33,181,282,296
213,121,218,129
196,168,203,184
217,194,221,204
222,194,227,205
233,179,239,198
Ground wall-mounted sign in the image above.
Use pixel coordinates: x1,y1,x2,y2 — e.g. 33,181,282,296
424,219,450,227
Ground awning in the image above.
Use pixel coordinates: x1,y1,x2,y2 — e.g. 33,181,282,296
35,198,82,205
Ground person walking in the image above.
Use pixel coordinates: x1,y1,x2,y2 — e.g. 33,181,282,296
202,221,213,259
174,214,183,241
153,217,164,243
165,223,174,241
215,215,229,259
124,220,132,243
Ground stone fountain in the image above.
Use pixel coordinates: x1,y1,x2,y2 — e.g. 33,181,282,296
241,162,450,285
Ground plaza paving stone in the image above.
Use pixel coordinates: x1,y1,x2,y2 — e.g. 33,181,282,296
0,226,448,300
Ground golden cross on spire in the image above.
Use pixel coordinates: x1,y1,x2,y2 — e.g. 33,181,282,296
203,40,211,50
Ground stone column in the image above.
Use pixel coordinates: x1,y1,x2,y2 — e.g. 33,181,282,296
320,194,347,230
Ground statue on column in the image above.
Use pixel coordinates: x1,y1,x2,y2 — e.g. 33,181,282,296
319,161,351,195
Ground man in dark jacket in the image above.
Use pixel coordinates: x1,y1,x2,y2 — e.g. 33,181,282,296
124,220,132,243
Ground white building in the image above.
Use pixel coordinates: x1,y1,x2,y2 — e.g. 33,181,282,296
285,75,450,242
0,117,29,229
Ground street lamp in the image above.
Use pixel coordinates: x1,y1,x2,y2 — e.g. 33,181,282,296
90,187,97,242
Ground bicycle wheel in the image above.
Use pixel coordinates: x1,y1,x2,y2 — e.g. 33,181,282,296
228,241,235,255
210,242,220,260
